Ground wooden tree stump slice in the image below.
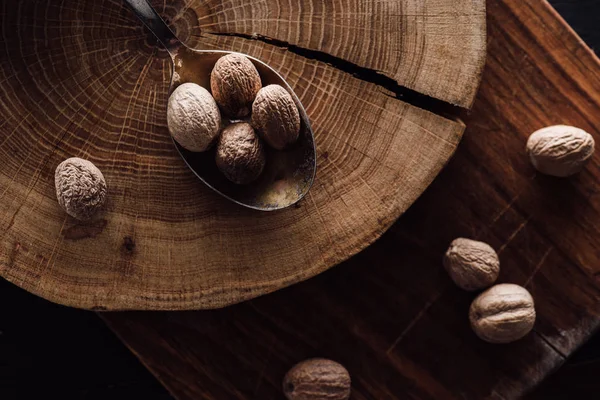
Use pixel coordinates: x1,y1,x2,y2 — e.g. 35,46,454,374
0,0,485,310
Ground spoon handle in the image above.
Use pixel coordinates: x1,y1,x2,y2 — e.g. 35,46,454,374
123,0,182,53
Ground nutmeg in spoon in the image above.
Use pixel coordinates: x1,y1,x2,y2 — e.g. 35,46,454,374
211,54,262,118
124,0,316,211
216,123,266,185
252,84,301,150
167,83,221,152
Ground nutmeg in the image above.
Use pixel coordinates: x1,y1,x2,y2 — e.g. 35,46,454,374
210,53,262,118
469,283,536,344
167,82,221,152
444,238,500,291
251,84,301,150
55,157,107,221
283,358,351,400
215,122,265,184
526,125,595,177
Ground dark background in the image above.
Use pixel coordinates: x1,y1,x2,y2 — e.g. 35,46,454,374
0,1,598,399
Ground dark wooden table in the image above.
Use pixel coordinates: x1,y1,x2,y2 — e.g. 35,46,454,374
0,1,599,399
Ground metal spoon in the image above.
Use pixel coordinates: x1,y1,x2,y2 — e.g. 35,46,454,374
124,0,316,211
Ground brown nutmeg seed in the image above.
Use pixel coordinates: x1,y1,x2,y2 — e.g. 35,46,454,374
283,358,351,400
469,283,536,344
216,122,266,185
526,125,595,177
444,238,500,291
211,53,262,118
251,84,300,150
167,82,221,152
55,157,107,221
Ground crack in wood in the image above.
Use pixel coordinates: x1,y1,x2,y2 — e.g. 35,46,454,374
534,329,568,359
207,31,463,119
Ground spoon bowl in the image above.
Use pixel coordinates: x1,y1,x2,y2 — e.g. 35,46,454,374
125,0,316,211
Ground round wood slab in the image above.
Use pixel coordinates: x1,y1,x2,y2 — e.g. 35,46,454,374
0,0,486,310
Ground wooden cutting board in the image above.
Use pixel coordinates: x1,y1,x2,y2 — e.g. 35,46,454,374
102,0,600,399
0,0,485,310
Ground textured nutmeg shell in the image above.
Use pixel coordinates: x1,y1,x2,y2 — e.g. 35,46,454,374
215,122,266,185
526,125,595,177
167,82,221,152
469,283,536,344
210,53,262,118
283,358,351,400
444,238,500,291
55,157,107,221
251,84,301,150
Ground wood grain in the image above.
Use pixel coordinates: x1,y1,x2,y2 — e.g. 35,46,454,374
102,0,600,398
0,0,485,310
